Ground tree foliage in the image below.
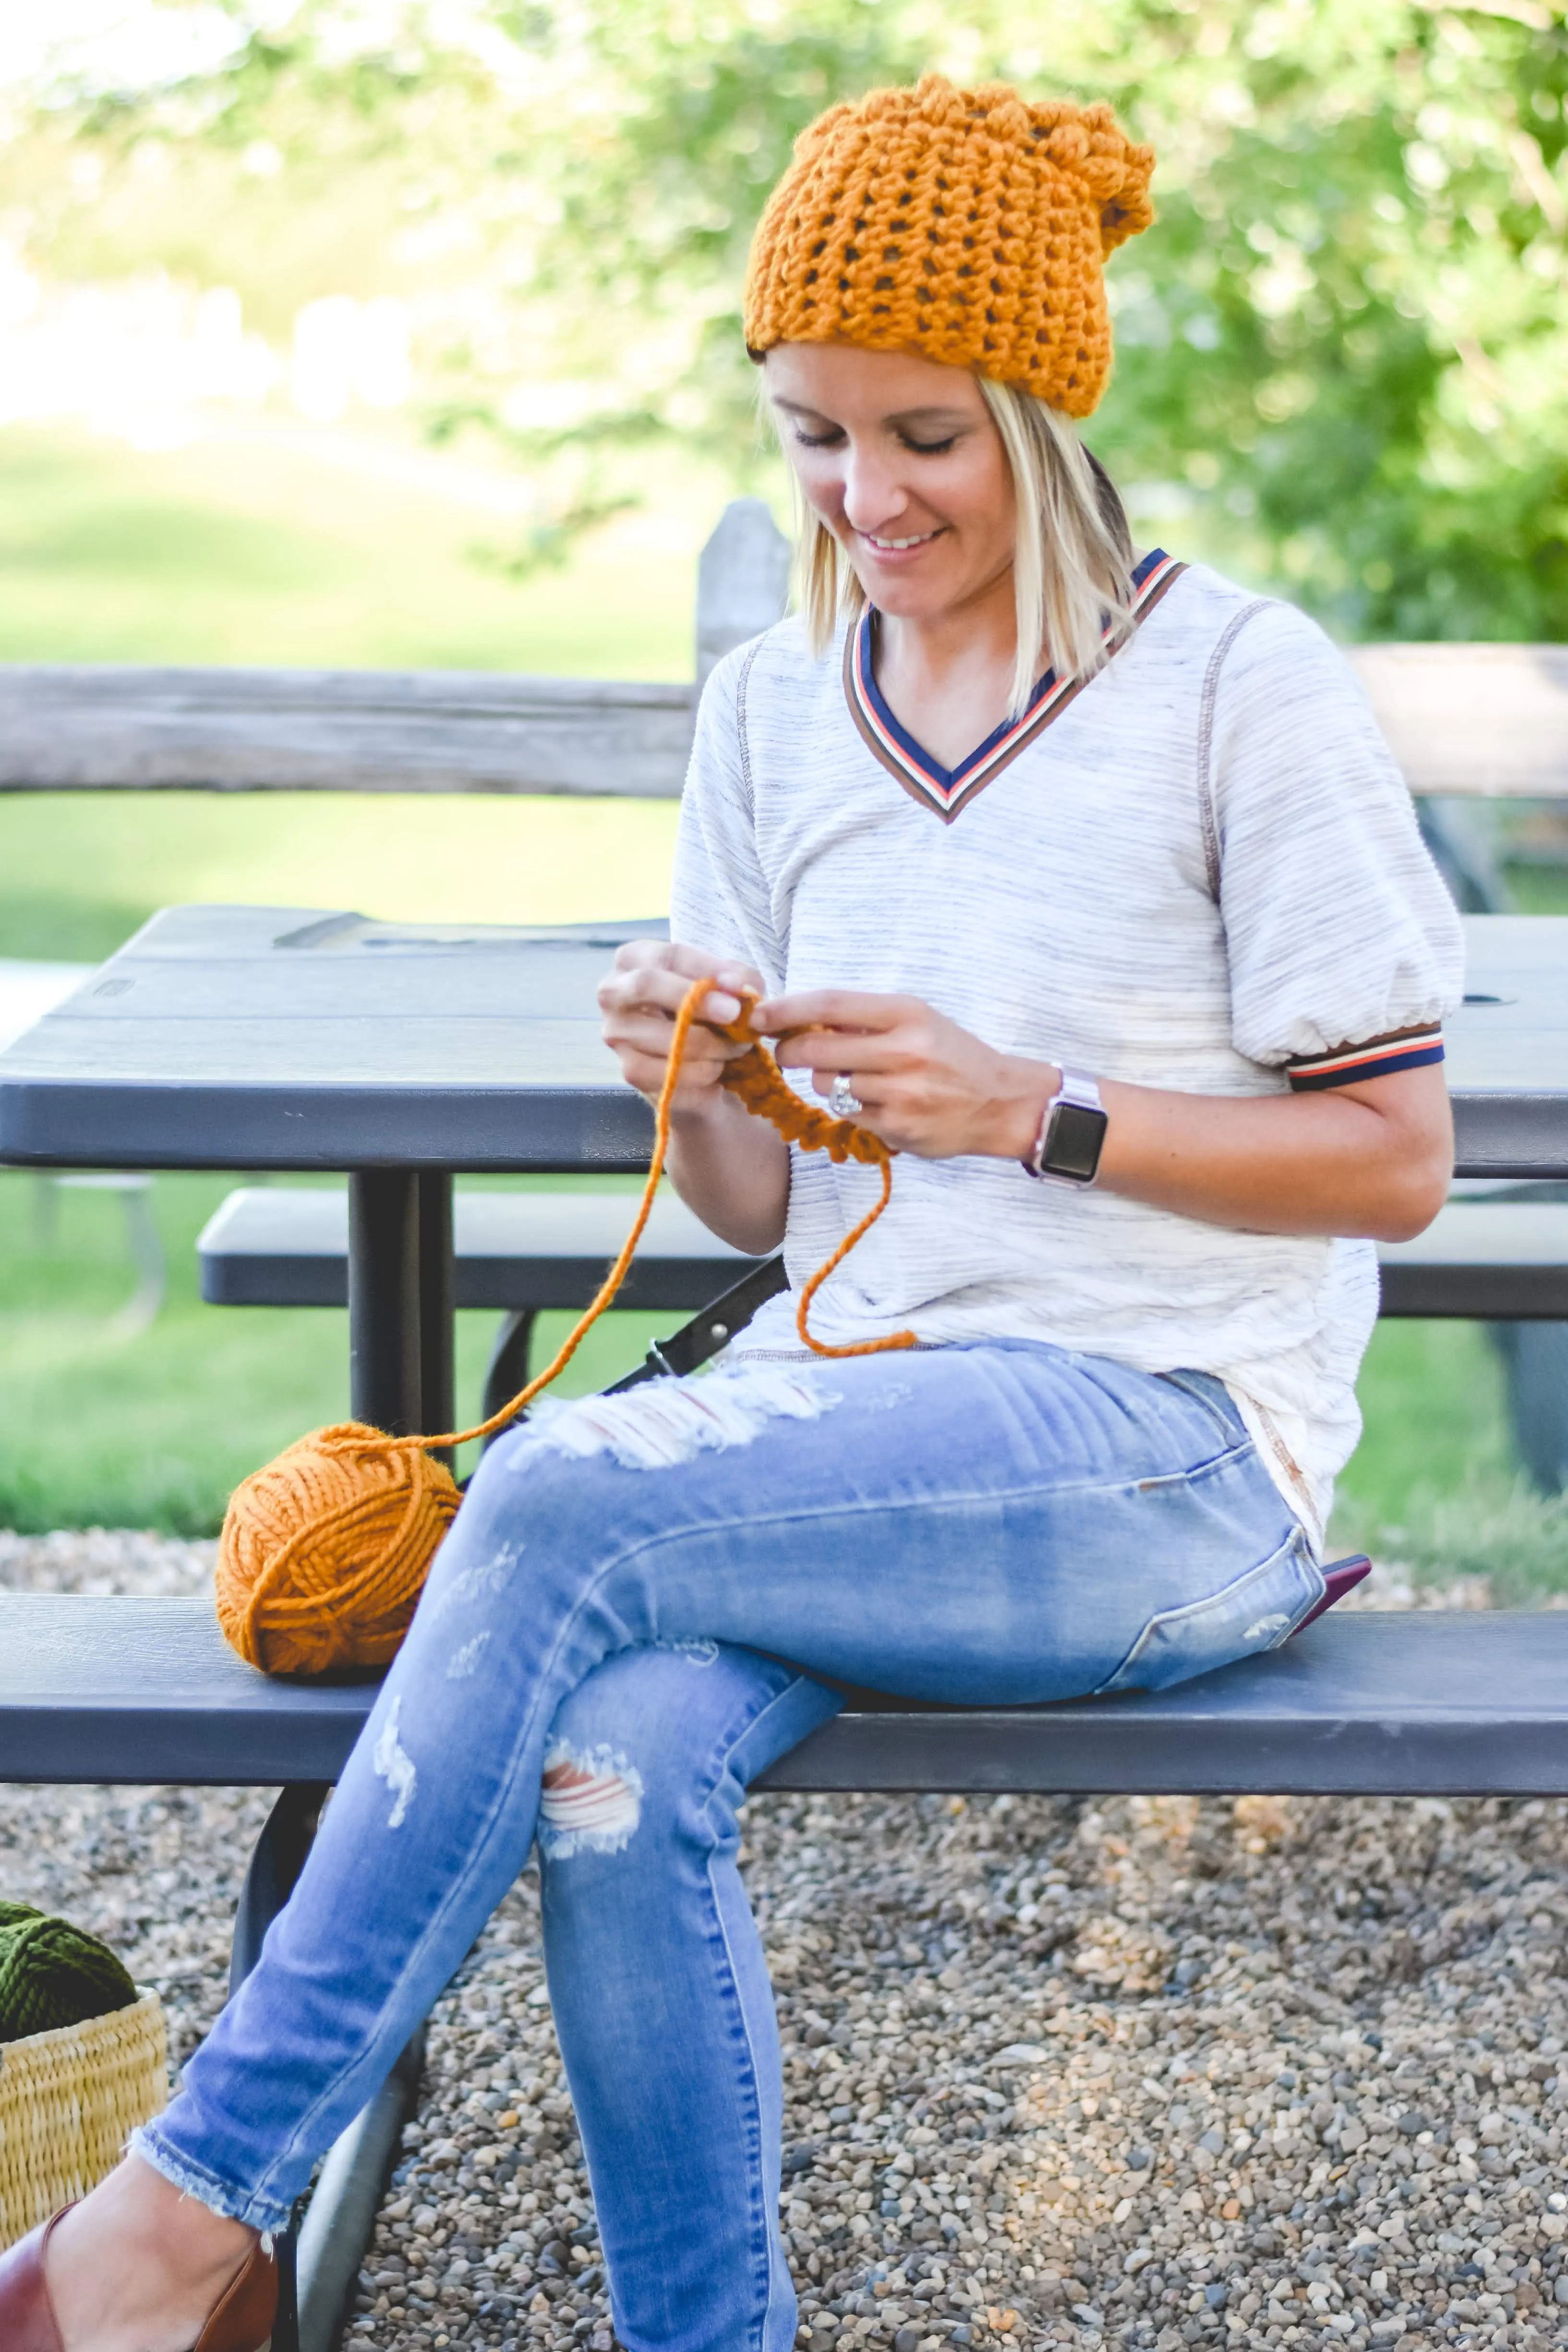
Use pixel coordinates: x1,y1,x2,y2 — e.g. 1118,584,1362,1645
13,0,1568,637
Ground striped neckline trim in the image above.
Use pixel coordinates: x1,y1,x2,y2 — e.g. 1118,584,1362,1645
844,549,1185,824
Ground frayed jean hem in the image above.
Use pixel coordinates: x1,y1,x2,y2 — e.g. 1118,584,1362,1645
132,2120,291,2237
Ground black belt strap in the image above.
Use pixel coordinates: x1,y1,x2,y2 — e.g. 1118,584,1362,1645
606,1254,789,1392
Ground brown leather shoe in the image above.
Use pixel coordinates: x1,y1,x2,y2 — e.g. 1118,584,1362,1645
0,2208,72,2352
0,2206,276,2352
192,2236,277,2352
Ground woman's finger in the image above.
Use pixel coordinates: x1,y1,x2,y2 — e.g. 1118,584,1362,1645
655,941,766,999
680,946,766,991
774,1031,909,1075
754,987,913,1037
809,1079,898,1132
602,968,742,1027
603,944,763,1027
609,1011,749,1068
609,1042,733,1108
611,935,675,970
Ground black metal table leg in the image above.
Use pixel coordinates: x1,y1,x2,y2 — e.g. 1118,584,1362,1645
481,1307,538,1441
242,1176,450,2346
228,1785,428,2352
348,1171,422,1434
230,1784,329,1999
293,2018,427,2352
417,1170,455,1463
229,1786,329,2352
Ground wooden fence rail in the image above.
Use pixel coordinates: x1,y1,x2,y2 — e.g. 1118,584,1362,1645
0,498,1565,798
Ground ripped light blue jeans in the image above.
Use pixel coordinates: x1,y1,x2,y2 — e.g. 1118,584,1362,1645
138,1339,1319,2351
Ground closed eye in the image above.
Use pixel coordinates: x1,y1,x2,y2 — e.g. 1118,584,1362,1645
785,424,966,455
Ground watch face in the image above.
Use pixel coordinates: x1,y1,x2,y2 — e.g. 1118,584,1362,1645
1045,1100,1108,1183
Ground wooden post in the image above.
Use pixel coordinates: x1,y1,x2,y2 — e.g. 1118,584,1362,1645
694,497,791,689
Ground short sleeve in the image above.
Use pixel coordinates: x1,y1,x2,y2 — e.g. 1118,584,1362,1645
1209,601,1465,1086
668,641,788,993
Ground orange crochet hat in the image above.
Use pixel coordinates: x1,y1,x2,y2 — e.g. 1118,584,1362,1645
743,75,1155,418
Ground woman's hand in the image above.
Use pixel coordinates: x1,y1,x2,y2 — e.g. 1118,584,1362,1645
598,939,768,1121
599,940,790,1255
756,987,1055,1162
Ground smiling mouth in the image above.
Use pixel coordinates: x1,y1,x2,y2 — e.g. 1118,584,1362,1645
862,528,942,551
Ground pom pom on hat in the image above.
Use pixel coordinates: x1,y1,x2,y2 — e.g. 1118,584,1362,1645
743,73,1155,416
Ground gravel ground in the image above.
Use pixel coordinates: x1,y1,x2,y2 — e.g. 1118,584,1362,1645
3,1534,1568,2352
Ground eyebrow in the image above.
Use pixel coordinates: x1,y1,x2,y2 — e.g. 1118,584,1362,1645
771,398,976,427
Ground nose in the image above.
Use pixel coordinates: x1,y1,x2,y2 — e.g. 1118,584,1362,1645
839,442,910,537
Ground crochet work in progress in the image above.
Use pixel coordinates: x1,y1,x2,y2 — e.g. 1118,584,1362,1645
0,1903,138,2043
743,74,1155,417
216,978,914,1676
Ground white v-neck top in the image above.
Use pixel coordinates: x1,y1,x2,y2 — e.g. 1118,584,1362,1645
668,560,1465,1545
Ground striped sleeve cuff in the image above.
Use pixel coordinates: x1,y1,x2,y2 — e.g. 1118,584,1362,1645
1286,1024,1445,1091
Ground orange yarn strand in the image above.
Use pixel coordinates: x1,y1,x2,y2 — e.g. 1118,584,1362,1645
216,974,913,1673
705,1002,916,1360
420,973,711,1451
793,1156,907,1359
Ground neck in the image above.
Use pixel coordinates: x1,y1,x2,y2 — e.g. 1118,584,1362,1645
872,563,1022,698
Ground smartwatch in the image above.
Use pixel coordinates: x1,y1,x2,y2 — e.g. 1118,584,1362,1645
1023,1070,1107,1186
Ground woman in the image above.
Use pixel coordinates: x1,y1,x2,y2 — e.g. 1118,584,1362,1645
3,74,1461,2352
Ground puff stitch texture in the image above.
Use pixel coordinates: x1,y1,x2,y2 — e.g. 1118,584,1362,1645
743,73,1155,415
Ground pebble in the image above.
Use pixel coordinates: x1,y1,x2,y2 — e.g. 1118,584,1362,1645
0,1526,216,1596
4,1535,1568,2350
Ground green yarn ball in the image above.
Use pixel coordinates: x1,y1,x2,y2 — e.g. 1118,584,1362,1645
0,1901,138,2043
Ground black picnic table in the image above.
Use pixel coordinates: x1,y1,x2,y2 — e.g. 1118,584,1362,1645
0,907,674,1436
1,903,1567,1440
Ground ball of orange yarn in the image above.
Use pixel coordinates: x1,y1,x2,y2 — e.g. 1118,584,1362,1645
216,1422,462,1676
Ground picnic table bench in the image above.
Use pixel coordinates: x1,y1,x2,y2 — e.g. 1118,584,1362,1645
6,1586,1568,2350
198,1179,1568,1341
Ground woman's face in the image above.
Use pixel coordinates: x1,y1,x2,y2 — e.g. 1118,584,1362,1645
765,341,1015,624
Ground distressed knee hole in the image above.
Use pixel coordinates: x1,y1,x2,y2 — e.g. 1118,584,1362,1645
539,1741,644,1858
521,1363,840,1473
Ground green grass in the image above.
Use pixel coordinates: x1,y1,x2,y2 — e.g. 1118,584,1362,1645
0,790,681,962
0,422,707,674
1327,1319,1568,1603
0,1170,681,1535
1335,1320,1516,1529
0,419,689,963
1501,863,1568,916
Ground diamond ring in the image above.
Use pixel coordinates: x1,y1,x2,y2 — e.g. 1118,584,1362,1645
828,1073,863,1120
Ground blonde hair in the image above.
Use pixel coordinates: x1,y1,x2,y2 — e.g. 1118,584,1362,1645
789,381,1135,719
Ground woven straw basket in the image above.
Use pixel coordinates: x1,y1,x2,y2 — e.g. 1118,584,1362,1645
0,1991,168,2250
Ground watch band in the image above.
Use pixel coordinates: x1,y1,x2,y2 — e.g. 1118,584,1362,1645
1023,1069,1107,1186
